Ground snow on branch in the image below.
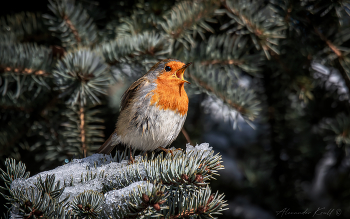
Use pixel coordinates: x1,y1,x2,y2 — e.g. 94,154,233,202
2,144,228,218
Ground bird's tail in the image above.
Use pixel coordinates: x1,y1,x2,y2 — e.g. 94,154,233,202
96,133,117,154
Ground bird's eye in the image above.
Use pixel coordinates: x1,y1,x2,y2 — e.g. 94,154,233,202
165,66,171,72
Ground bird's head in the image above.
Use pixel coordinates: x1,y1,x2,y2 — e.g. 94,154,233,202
147,59,192,86
147,59,191,115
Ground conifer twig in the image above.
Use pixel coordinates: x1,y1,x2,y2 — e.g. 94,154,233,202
79,105,87,158
313,26,350,93
201,59,244,65
63,15,81,43
0,66,49,76
181,128,192,145
313,27,342,57
222,1,263,37
188,74,247,115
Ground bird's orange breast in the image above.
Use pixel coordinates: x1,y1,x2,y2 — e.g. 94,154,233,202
149,77,189,116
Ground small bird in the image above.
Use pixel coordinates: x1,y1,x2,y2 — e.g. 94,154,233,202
97,59,191,160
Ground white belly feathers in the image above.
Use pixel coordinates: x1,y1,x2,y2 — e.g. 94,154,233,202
114,84,186,151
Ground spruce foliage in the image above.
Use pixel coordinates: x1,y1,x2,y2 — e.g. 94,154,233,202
1,0,350,218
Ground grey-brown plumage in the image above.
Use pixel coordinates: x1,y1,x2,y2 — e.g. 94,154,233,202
97,59,191,155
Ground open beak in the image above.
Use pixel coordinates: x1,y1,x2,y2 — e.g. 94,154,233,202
176,62,192,84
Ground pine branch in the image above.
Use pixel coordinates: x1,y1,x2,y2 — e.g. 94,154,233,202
222,0,286,59
79,105,87,158
0,158,29,189
99,31,172,80
300,0,350,18
43,0,98,48
161,0,220,48
181,34,262,127
60,105,105,158
167,187,227,218
0,159,66,217
181,128,192,145
100,31,172,66
313,26,350,93
201,59,244,65
314,27,342,58
65,15,81,43
0,43,53,98
70,190,104,217
9,175,67,217
3,144,227,218
22,102,105,170
53,49,110,106
188,62,260,127
0,67,49,76
113,9,162,39
104,181,169,218
321,113,350,146
193,34,262,77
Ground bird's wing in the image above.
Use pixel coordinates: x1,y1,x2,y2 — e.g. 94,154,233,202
96,132,117,154
120,77,149,111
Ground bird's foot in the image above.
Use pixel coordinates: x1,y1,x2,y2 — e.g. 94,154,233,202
128,157,135,165
158,147,182,156
128,148,135,164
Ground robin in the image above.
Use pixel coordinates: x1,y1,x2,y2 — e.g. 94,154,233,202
97,59,191,161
